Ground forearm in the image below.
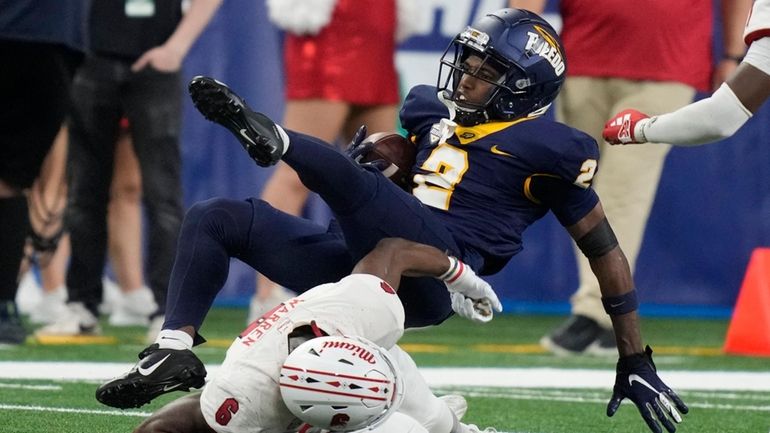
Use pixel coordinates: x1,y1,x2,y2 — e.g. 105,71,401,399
164,0,222,58
352,238,451,288
640,83,751,146
588,249,643,356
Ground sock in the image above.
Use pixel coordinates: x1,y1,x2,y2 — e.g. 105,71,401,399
155,329,193,350
276,124,290,155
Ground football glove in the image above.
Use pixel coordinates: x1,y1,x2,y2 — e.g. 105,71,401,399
603,109,651,144
441,257,502,323
345,125,389,171
607,346,688,433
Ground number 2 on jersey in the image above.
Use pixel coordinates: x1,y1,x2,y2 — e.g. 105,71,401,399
412,144,469,210
574,159,597,188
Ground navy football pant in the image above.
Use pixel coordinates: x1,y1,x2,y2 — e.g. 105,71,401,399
164,130,466,331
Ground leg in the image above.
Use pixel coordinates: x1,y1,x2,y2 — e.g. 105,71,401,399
0,41,79,344
389,345,455,433
27,126,69,324
342,103,399,140
260,99,350,215
388,345,492,433
97,197,352,409
65,56,123,319
189,78,457,326
253,99,350,320
133,394,214,433
125,68,184,318
164,197,352,331
108,128,144,293
107,128,157,326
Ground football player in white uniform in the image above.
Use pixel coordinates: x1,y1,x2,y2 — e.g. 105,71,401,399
129,237,501,433
603,0,770,145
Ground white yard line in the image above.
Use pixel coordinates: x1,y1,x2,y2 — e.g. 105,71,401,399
1,362,769,391
0,403,151,417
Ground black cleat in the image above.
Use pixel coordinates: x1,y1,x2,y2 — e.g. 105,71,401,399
540,314,616,356
188,75,286,167
95,344,207,409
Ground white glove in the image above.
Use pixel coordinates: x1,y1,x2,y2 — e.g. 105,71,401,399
440,257,502,323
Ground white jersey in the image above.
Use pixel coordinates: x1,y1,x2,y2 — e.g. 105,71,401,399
200,274,405,433
744,0,770,45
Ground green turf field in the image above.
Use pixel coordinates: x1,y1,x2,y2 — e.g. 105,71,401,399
1,308,768,433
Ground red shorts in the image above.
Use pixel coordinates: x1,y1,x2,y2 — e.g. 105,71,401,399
284,0,399,105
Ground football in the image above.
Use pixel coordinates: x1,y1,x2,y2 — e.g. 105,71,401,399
360,131,416,188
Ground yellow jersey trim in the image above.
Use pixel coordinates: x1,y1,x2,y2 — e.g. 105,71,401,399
454,116,537,145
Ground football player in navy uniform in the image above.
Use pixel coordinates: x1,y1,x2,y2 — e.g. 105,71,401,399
98,8,688,433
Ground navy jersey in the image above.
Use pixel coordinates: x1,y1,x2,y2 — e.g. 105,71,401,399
400,85,600,274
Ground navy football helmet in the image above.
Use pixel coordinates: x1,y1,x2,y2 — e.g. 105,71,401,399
437,8,566,126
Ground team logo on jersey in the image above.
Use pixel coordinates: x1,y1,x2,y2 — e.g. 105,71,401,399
524,26,565,76
459,132,475,139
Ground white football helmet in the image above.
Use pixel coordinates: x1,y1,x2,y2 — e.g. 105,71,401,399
279,335,404,432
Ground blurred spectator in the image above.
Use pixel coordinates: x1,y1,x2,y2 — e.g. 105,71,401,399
22,122,153,328
510,0,752,355
603,0,770,146
251,0,419,321
0,0,87,345
36,0,222,338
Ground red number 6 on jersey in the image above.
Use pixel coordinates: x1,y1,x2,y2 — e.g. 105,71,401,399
215,398,239,425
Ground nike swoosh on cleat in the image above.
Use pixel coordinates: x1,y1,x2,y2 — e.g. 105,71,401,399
162,383,184,392
239,128,257,145
137,354,172,377
490,145,514,157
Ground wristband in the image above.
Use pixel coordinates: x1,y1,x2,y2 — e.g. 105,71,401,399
601,289,639,316
438,256,464,283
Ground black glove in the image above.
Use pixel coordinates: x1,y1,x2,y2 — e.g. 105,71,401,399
607,346,688,433
344,125,389,171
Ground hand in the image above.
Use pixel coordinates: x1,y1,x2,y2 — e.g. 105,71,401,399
442,258,502,323
345,125,390,171
132,45,183,73
603,109,650,144
607,346,689,433
450,292,498,323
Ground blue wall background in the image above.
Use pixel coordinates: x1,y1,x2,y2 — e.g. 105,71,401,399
178,0,770,317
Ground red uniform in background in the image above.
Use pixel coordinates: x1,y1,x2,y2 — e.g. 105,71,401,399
284,0,399,105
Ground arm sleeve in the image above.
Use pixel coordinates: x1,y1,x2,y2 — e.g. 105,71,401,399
640,38,770,146
640,83,751,146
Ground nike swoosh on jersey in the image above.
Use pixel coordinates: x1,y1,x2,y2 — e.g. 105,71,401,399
137,354,172,376
490,145,515,157
239,128,257,145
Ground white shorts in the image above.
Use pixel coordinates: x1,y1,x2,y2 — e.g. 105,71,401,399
200,274,406,433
